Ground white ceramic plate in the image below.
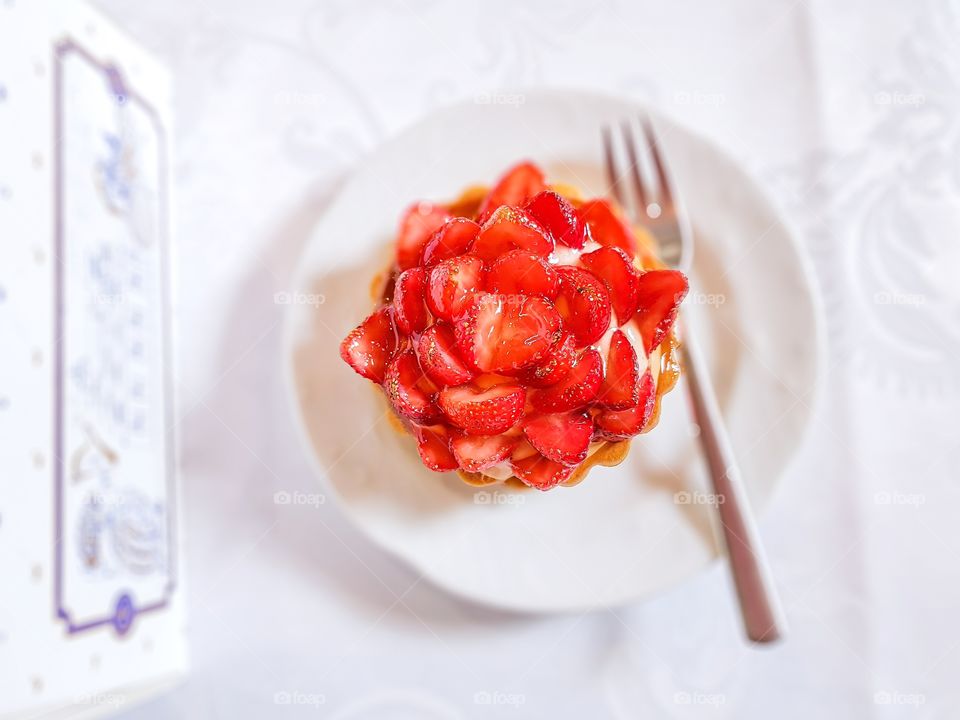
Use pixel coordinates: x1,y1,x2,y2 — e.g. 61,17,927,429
283,90,824,613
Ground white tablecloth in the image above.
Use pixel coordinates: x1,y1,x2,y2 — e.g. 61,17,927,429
93,0,960,716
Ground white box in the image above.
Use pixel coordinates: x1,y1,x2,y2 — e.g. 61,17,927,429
0,1,187,716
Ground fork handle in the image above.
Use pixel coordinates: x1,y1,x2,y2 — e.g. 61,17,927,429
679,326,786,644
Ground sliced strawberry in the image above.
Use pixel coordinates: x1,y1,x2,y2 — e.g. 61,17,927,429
554,267,612,346
450,432,518,473
396,202,453,271
520,330,577,388
522,411,592,466
486,249,560,299
524,190,586,249
384,350,440,424
455,293,562,374
597,329,640,409
634,269,689,353
339,306,398,384
393,267,430,335
415,323,475,387
477,161,546,222
511,451,575,491
470,206,554,262
413,425,459,472
510,440,539,462
580,246,641,325
426,254,485,322
421,218,480,266
578,199,636,256
595,369,656,440
438,382,525,435
531,348,602,412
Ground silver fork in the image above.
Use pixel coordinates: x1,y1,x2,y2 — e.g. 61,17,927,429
602,117,785,644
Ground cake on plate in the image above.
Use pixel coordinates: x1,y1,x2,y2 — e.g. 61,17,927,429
340,161,688,491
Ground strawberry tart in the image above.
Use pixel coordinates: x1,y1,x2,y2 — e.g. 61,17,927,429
339,161,688,491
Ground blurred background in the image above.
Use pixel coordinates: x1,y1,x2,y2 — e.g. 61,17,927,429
2,0,960,717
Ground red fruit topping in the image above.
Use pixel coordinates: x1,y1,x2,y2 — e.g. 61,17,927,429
596,329,640,409
634,269,689,353
531,348,602,412
470,206,554,262
413,425,459,472
580,246,641,325
554,266,612,346
415,323,475,387
578,199,636,256
455,293,562,374
486,249,560,299
426,254,485,322
384,350,440,424
393,267,430,335
511,451,575,491
520,330,577,388
396,202,452,271
595,369,656,440
421,217,480,266
522,411,593,466
524,190,586,248
339,306,398,384
438,382,526,435
477,161,547,222
450,432,518,473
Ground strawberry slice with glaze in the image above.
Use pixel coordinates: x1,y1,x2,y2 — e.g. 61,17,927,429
477,161,546,222
450,432,518,473
595,368,657,440
396,202,453,271
596,329,641,410
426,254,485,322
470,206,554,262
554,267,612,346
438,382,526,435
415,323,475,387
339,306,398,384
520,330,577,388
384,350,440,424
578,199,636,256
413,425,459,472
421,218,480,266
580,246,641,325
530,348,602,412
511,451,575,491
634,269,689,353
524,190,586,249
486,249,560,299
393,267,430,335
522,411,593,466
455,293,562,374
